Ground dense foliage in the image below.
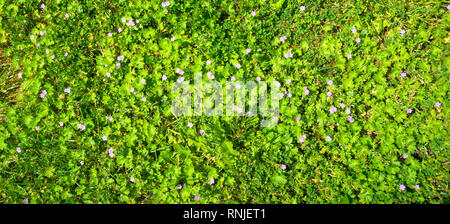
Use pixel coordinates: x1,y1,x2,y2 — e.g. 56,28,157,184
0,0,448,204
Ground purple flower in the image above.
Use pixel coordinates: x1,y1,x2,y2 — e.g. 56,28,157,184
279,36,287,42
64,52,68,57
194,195,200,200
51,54,55,60
130,87,135,93
45,49,50,54
286,79,291,84
107,32,112,37
299,135,306,143
400,29,406,35
59,121,64,127
107,116,113,121
36,43,40,47
35,126,40,131
187,122,193,128
325,136,331,142
401,72,407,77
281,164,286,170
199,130,205,136
64,88,70,94
246,111,252,117
275,81,281,88
177,184,182,189
176,68,184,75
78,124,86,131
141,97,146,102
207,72,214,79
209,178,215,184
41,3,45,9
296,116,301,122
39,90,47,98
287,93,292,98
351,27,357,33
80,161,84,166
402,154,408,159
407,108,412,114
16,147,21,153
355,38,361,43
435,101,441,108
108,148,114,158
126,19,135,27
329,106,337,114
414,185,420,190
347,115,354,123
162,1,170,7
399,184,406,191
18,72,22,78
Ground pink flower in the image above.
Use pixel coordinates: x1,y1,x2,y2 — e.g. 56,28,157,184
251,11,256,16
36,43,40,47
235,63,241,69
246,48,251,53
35,126,40,131
39,90,47,98
64,88,70,94
347,54,352,59
246,111,252,117
194,195,200,200
279,93,284,99
355,38,361,43
407,108,412,114
51,54,55,60
177,76,184,83
401,72,407,77
209,178,214,184
351,27,357,33
118,27,122,33
199,130,205,136
414,185,420,190
141,97,146,102
326,91,332,97
281,164,286,170
45,49,50,54
296,116,300,122
279,36,287,42
162,75,167,81
347,115,354,123
162,1,170,7
299,135,306,143
30,35,35,40
102,136,107,141
107,116,113,121
78,124,86,130
345,109,351,115
115,62,121,67
402,154,408,159
18,72,22,78
65,13,69,18
399,184,406,191
275,81,281,88
304,88,310,95
256,77,261,82
130,177,135,182
340,103,345,108
284,52,293,58
16,147,21,153
106,72,111,77
326,136,331,142
59,121,64,127
435,101,441,107
287,93,292,98
187,122,193,128
176,68,184,75
107,32,112,37
117,55,124,61
41,3,45,9
231,76,236,81
170,36,175,41
400,29,406,35
327,80,333,85
130,87,135,93
141,78,146,84
207,72,214,79
206,60,212,65
329,106,337,114
39,31,44,36
108,148,114,158
64,52,68,57
300,6,306,11
80,161,84,166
